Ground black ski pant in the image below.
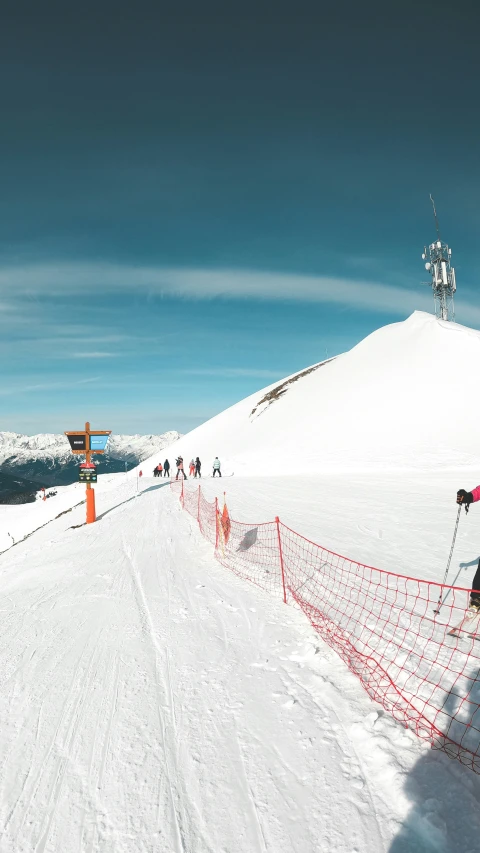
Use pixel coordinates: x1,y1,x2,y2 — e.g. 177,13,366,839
213,469,221,477
471,561,480,598
164,469,169,477
195,468,201,478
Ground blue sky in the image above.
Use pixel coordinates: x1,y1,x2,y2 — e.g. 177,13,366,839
1,0,479,434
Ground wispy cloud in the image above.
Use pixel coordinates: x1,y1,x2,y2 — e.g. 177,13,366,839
70,351,119,359
0,376,101,397
180,367,282,379
1,261,479,323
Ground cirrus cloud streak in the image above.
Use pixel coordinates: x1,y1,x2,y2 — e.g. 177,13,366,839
0,262,479,323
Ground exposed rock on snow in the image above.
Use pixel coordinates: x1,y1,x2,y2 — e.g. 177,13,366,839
249,358,336,419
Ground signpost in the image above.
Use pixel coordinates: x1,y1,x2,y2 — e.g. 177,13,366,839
65,421,111,524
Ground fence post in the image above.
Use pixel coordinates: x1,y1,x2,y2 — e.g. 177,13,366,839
197,485,201,528
181,477,184,508
275,516,287,604
215,497,219,549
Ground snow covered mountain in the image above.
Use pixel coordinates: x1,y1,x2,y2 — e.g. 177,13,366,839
0,430,180,495
0,431,180,466
143,311,480,476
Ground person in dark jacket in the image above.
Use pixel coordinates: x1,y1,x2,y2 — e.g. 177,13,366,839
194,457,201,478
164,459,170,478
457,487,480,608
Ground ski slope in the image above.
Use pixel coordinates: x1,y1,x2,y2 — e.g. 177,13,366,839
0,482,390,852
3,311,480,851
1,476,480,851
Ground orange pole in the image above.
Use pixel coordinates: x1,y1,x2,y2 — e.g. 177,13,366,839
84,421,96,523
86,485,96,523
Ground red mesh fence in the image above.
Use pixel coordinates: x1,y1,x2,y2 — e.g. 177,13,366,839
170,480,480,773
216,517,282,595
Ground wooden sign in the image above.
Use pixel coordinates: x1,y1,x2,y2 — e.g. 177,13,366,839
65,422,111,460
64,422,111,524
66,433,87,453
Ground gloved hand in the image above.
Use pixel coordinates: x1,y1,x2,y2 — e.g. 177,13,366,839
457,489,473,506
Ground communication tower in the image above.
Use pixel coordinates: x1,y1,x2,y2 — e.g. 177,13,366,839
422,195,456,321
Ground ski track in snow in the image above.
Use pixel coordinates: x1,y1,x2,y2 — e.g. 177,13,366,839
2,480,480,850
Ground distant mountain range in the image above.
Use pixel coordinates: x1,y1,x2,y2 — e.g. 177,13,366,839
0,431,180,502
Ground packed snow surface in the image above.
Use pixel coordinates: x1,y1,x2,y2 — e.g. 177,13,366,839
150,312,480,476
2,475,480,853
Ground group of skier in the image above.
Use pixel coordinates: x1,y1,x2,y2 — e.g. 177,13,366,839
175,456,222,479
153,460,171,478
175,456,199,479
152,455,223,479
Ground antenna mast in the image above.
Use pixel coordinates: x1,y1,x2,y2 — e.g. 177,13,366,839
422,196,456,322
430,193,440,240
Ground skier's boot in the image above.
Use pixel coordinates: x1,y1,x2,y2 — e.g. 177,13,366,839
469,593,480,612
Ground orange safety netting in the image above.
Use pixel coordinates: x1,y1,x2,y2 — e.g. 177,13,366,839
170,479,480,773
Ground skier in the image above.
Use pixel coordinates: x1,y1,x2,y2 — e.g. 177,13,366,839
189,459,195,477
156,462,163,477
164,459,170,478
176,456,187,480
195,457,201,478
456,488,480,609
213,457,222,477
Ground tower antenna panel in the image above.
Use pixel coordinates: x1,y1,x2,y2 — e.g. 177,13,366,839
421,196,456,322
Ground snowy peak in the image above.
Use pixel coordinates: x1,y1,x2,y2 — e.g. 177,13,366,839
142,312,480,475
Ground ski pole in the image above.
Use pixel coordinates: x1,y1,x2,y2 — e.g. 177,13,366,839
433,503,463,614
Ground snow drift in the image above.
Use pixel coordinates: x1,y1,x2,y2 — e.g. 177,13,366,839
146,311,480,476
